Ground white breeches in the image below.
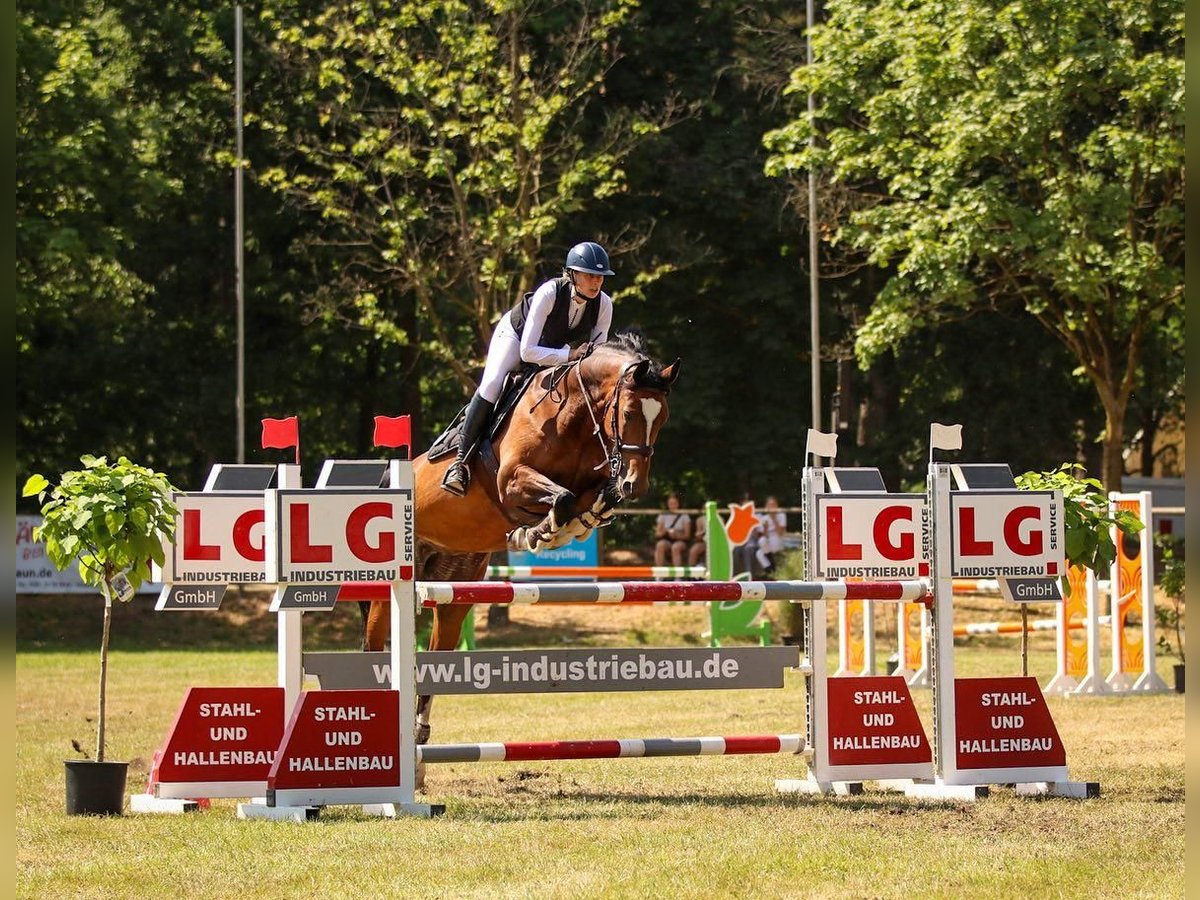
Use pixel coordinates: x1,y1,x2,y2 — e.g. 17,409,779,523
478,314,523,403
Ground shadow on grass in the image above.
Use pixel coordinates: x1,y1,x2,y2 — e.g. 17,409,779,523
384,783,960,823
16,591,685,653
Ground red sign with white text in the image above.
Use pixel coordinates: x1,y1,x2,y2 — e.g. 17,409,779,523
154,687,285,785
949,492,1063,578
268,690,401,792
825,676,932,766
159,493,270,583
814,494,928,579
953,677,1066,770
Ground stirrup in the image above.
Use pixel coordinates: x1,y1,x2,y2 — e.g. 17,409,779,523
441,461,470,496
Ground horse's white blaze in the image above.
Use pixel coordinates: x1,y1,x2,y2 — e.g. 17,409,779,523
640,398,663,437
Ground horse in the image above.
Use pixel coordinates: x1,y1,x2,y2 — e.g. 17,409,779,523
363,331,680,756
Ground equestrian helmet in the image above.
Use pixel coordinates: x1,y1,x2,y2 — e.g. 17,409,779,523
565,241,615,276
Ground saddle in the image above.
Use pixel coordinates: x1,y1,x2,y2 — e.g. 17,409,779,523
427,364,544,465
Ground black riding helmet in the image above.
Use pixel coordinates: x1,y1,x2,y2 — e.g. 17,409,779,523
564,241,615,277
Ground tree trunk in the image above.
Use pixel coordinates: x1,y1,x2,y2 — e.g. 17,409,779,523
97,583,112,763
1101,401,1127,493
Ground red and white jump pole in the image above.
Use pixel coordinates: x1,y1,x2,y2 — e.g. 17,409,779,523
419,734,803,764
418,580,929,606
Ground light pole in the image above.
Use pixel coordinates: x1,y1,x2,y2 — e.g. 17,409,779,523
235,4,246,463
806,0,821,438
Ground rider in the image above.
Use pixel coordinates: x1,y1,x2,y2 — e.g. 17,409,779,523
441,241,616,496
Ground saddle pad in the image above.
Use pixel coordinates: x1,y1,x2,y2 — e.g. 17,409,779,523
426,365,544,462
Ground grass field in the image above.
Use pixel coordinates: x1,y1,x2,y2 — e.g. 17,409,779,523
16,592,1186,899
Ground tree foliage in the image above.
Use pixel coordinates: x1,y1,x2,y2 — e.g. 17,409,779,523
764,0,1184,489
15,0,1186,516
254,0,683,401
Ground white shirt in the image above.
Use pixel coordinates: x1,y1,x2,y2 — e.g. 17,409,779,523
759,510,787,554
518,280,613,368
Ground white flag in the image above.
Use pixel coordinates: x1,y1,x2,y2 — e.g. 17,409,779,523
806,428,839,460
930,422,963,451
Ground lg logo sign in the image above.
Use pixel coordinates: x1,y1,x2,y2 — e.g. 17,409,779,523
949,493,1062,577
283,501,397,564
267,490,415,583
160,494,269,583
814,496,927,578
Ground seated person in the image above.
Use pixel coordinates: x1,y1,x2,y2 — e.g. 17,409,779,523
654,492,692,570
755,495,787,576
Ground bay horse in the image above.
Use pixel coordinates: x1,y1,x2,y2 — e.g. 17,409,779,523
364,331,680,759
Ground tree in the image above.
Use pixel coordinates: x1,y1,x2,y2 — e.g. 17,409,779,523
254,0,684,425
764,0,1184,489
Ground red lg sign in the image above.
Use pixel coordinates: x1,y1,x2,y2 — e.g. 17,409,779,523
287,501,396,563
268,490,414,581
815,496,927,578
161,494,269,581
949,492,1062,576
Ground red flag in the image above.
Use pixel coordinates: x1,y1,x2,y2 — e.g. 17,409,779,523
373,415,412,457
261,416,299,453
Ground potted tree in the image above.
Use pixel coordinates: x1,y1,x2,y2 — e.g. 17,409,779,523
1155,534,1185,693
23,455,178,815
1015,464,1145,675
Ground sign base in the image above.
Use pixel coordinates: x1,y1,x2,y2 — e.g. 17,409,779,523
129,793,202,815
775,776,864,797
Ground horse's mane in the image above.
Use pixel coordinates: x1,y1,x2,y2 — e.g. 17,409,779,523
591,328,673,390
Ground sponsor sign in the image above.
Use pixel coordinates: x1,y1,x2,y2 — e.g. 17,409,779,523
156,584,228,611
159,493,269,584
303,646,803,694
948,491,1063,578
998,577,1063,604
813,494,928,579
17,515,160,595
266,489,415,585
825,676,932,767
152,687,285,793
268,690,400,793
507,529,600,571
272,584,341,612
953,677,1066,770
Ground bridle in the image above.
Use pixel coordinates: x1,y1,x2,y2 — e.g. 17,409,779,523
575,359,659,479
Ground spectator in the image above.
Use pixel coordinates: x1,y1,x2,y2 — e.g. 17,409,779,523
755,495,787,577
654,492,692,571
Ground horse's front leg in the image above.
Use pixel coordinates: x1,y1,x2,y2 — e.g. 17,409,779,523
501,464,576,551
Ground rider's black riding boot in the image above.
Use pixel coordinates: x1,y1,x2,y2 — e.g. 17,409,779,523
441,393,494,496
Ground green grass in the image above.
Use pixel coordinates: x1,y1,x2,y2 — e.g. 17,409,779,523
16,594,1185,899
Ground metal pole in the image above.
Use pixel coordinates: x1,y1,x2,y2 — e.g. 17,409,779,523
235,4,246,463
806,0,821,437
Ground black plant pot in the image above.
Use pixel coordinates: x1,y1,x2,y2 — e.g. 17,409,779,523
1173,664,1185,694
64,760,128,816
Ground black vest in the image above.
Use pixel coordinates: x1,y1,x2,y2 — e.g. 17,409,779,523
508,277,602,348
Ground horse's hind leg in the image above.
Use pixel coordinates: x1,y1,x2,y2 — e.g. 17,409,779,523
363,600,389,652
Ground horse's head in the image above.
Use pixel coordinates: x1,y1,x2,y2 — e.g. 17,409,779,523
583,333,681,502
